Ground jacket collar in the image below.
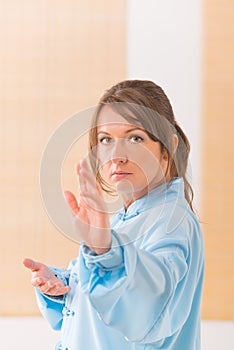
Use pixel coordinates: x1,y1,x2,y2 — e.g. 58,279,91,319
116,178,185,221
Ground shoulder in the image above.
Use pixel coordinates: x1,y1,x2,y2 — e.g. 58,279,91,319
140,202,202,254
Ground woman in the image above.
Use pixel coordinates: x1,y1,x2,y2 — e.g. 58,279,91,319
23,80,204,350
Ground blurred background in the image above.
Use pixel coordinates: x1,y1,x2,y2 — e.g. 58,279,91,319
0,0,233,349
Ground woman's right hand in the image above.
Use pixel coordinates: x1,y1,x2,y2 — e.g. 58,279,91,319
23,258,71,296
64,158,112,255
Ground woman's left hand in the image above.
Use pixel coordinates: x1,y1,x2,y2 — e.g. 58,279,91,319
64,158,112,255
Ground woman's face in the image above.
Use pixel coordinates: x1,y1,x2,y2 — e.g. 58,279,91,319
96,105,169,205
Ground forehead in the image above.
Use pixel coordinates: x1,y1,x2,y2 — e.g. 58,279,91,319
97,105,139,130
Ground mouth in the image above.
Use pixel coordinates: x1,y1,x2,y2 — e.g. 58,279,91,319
111,171,132,180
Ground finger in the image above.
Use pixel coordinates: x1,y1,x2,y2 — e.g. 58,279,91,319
79,175,88,194
78,170,89,195
79,163,103,196
78,157,91,173
79,172,100,204
41,283,71,296
79,192,105,213
64,191,79,215
49,285,71,296
34,278,61,292
78,165,96,187
31,276,44,287
23,258,41,272
55,285,71,295
78,158,97,189
39,280,56,294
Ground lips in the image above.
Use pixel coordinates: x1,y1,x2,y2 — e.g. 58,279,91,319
112,171,130,175
111,170,132,180
111,169,131,175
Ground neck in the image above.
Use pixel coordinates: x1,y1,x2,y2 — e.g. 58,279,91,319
121,178,169,211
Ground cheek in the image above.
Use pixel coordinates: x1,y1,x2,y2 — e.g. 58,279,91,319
132,148,166,185
131,146,162,169
136,157,164,182
97,147,113,166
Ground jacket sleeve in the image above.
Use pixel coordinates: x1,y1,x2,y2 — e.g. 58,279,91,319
78,228,200,344
35,266,72,331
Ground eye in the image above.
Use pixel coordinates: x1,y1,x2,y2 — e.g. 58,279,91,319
98,136,113,145
129,135,144,144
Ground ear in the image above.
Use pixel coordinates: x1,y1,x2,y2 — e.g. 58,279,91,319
172,134,179,154
161,134,178,162
161,146,169,161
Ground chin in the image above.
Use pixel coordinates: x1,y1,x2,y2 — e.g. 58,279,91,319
115,180,135,193
116,182,148,196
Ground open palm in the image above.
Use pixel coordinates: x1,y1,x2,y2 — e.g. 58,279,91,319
64,158,112,255
23,258,71,296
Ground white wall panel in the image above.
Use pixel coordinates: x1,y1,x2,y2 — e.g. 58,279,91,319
127,0,202,209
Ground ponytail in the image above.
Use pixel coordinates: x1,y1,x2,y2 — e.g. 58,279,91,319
170,123,195,213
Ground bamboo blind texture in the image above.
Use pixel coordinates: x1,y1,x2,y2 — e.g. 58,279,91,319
201,0,234,319
0,0,126,316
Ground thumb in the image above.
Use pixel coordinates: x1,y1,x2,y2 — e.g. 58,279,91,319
64,190,79,216
23,258,41,272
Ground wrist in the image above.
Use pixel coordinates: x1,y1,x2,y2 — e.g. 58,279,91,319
90,246,111,255
81,231,124,269
88,229,112,255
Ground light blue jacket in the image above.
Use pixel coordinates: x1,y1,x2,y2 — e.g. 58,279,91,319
36,178,204,350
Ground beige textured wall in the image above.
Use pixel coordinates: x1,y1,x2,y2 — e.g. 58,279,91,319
1,0,234,320
201,0,234,319
0,0,126,316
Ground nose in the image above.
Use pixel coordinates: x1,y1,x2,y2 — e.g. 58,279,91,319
110,139,128,164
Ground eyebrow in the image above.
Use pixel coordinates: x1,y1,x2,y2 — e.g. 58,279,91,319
97,127,145,136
